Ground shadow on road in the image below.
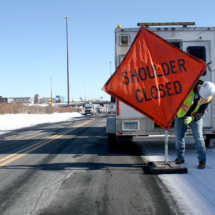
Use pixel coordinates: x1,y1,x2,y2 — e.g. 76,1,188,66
0,162,152,174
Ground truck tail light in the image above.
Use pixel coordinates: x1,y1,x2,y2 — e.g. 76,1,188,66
117,99,120,115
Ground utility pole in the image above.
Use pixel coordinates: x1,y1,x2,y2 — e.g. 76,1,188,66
64,16,70,107
49,77,52,113
50,77,52,104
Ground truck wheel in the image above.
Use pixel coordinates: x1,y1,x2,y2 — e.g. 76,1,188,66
205,135,212,147
108,133,116,149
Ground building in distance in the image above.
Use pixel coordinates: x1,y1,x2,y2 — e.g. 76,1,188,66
0,97,34,104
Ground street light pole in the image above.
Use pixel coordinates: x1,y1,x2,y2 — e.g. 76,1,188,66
64,16,70,107
84,83,86,101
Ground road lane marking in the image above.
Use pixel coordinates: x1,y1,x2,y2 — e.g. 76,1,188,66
0,119,93,166
98,114,106,117
0,135,59,163
0,138,59,166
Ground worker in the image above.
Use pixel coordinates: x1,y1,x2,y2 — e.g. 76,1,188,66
174,80,215,169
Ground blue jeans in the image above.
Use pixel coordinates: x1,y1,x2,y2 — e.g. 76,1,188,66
174,117,206,162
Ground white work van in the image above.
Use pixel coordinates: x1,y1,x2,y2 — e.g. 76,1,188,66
106,22,215,148
84,104,97,115
107,103,116,114
96,105,102,113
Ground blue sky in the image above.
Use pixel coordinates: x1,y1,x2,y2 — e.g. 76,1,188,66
1,0,215,101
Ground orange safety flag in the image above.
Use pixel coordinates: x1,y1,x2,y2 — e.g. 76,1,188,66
102,26,208,130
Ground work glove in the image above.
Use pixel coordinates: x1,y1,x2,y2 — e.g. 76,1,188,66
184,116,193,125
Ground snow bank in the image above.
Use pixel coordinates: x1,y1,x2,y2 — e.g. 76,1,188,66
0,112,83,134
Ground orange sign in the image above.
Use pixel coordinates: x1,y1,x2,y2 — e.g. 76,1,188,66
103,26,208,129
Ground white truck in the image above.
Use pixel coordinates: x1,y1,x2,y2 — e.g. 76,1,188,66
96,105,103,113
106,22,215,148
84,103,97,115
107,103,116,114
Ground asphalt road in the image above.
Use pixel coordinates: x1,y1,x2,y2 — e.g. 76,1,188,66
0,113,182,215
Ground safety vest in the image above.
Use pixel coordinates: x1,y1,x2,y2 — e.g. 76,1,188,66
177,90,212,118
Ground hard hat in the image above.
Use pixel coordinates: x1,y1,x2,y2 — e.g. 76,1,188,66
199,81,215,99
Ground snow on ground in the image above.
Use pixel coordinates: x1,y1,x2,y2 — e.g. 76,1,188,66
139,137,215,215
0,113,215,214
159,149,215,215
0,112,83,134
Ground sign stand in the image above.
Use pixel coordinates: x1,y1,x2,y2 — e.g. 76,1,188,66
147,129,187,174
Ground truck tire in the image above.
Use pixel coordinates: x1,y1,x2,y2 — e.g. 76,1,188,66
108,133,116,149
205,135,212,147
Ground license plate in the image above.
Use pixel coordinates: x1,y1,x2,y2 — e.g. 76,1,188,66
122,121,138,130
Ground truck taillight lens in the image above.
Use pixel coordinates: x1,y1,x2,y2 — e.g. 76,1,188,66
117,99,120,115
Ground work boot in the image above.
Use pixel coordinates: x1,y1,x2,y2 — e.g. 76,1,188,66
197,161,206,169
175,158,185,164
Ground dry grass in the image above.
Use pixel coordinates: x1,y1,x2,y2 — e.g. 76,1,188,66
0,103,82,115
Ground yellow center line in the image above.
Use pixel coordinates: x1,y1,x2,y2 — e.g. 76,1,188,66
0,119,93,166
0,137,59,167
98,114,106,117
0,135,59,163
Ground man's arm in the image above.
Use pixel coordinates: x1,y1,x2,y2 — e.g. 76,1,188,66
193,101,211,121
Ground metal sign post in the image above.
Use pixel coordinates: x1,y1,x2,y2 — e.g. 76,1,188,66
164,130,168,165
147,127,187,174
